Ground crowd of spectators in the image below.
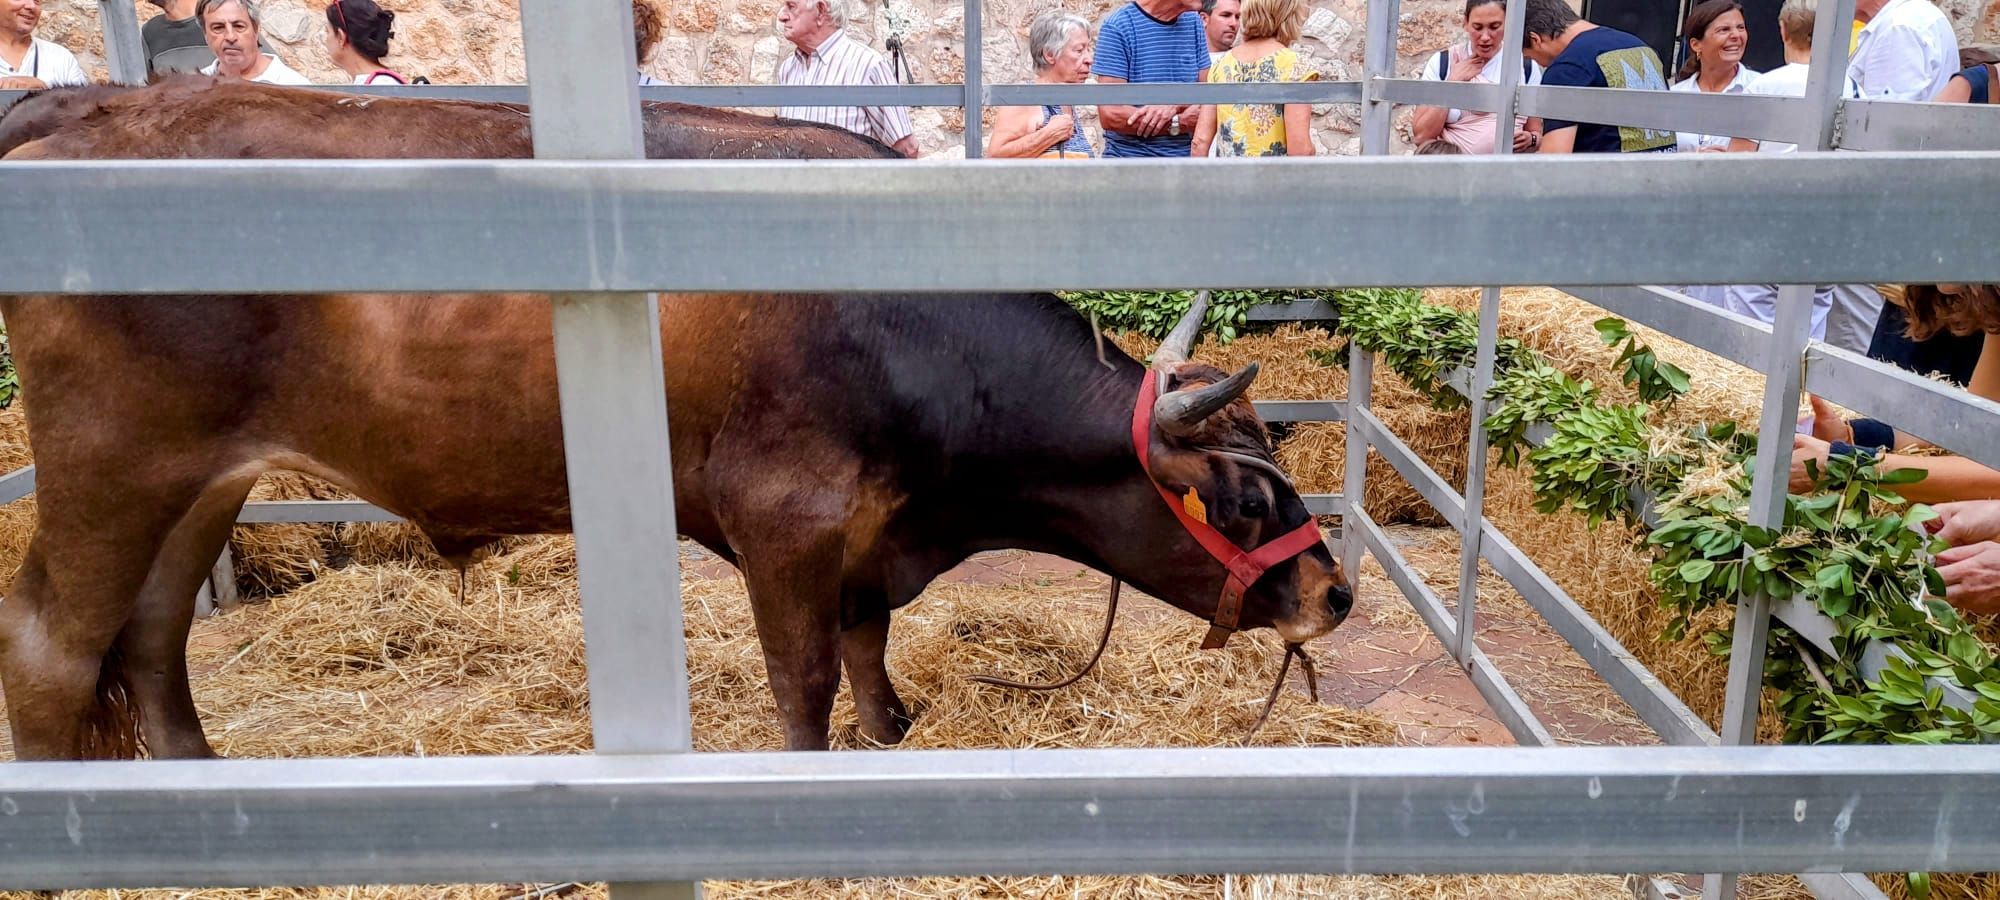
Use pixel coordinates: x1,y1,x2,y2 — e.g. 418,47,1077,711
8,0,1989,163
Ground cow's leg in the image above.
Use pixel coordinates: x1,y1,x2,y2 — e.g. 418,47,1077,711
116,474,259,759
0,477,202,760
736,532,845,752
840,610,910,746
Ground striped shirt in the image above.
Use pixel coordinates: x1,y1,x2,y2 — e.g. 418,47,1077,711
776,29,914,148
1094,3,1208,157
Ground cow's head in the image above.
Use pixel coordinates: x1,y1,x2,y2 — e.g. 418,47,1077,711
1138,297,1352,644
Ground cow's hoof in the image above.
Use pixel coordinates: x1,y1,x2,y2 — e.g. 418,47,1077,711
860,709,913,746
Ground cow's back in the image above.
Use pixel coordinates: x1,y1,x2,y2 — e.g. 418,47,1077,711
0,78,902,161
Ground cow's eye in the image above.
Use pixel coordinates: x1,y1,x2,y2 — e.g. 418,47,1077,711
1239,496,1268,519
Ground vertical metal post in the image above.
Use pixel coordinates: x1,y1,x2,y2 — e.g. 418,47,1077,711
521,2,696,899
210,545,239,611
1801,0,1858,151
1704,6,1852,896
1344,0,1395,581
962,0,983,157
1453,290,1499,660
1449,0,1526,661
1359,0,1398,155
1342,348,1375,585
1700,284,1813,900
96,0,147,85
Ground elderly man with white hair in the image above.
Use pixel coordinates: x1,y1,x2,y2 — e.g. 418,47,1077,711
774,0,919,157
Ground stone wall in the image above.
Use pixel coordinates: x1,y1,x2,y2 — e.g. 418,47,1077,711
37,0,2000,155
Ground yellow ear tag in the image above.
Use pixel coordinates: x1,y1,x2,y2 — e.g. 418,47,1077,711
1182,488,1208,524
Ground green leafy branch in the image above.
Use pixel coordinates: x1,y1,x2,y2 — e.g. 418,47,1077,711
1594,317,1691,407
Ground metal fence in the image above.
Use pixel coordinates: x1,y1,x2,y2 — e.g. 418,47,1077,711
2,0,2000,899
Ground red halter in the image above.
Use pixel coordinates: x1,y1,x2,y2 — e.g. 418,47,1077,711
1132,372,1328,650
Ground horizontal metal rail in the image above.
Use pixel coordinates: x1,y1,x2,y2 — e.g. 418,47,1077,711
982,81,1362,105
235,500,402,524
1347,507,1458,646
1350,500,1559,749
1303,494,1344,517
1799,873,1893,900
1836,98,2000,152
0,463,33,504
1478,522,1719,748
1803,342,2000,475
3,747,1998,889
1252,400,1345,422
1514,84,1806,146
0,81,1365,110
1371,78,1509,113
6,156,2000,294
1555,285,1772,371
1351,407,1465,530
1247,299,1340,322
1465,640,1558,746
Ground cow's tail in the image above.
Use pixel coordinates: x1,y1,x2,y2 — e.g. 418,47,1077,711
76,645,145,760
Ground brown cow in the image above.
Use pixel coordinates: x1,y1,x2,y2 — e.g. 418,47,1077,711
0,76,903,160
0,82,1350,760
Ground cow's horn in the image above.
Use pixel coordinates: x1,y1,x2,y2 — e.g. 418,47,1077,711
1154,362,1260,436
1152,290,1210,370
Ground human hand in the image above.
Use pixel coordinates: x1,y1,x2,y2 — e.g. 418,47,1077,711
1791,433,1831,493
1806,394,1854,444
1926,500,2000,546
1936,541,2000,615
1512,129,1538,152
1043,113,1075,137
1133,105,1174,137
1447,53,1486,82
0,76,47,90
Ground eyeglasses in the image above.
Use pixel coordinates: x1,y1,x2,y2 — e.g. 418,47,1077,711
328,0,346,35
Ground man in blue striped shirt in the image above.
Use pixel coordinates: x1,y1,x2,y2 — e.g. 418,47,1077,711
1095,0,1210,157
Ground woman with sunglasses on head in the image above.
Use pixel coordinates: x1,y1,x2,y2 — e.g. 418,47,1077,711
325,0,403,84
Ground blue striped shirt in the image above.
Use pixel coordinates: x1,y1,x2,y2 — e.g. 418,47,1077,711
1094,3,1208,157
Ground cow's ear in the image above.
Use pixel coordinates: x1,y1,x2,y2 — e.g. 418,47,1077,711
1146,445,1220,501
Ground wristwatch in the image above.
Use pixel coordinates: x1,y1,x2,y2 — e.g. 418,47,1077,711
1170,114,1181,137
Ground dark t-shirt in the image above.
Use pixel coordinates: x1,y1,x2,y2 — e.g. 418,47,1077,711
1539,26,1677,153
142,14,213,77
1867,302,1984,386
1956,63,1992,103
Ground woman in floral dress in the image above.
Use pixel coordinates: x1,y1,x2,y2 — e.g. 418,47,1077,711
1190,0,1316,157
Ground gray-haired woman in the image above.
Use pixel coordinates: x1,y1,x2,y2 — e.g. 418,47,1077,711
986,10,1097,158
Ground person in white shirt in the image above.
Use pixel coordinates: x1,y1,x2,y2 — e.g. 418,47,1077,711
1848,0,1957,100
774,0,919,157
1669,0,1758,152
1711,0,1878,354
1412,0,1544,155
1198,0,1238,156
197,0,312,85
324,0,406,85
0,0,88,89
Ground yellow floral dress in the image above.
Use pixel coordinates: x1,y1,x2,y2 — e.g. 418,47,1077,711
1208,48,1319,157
